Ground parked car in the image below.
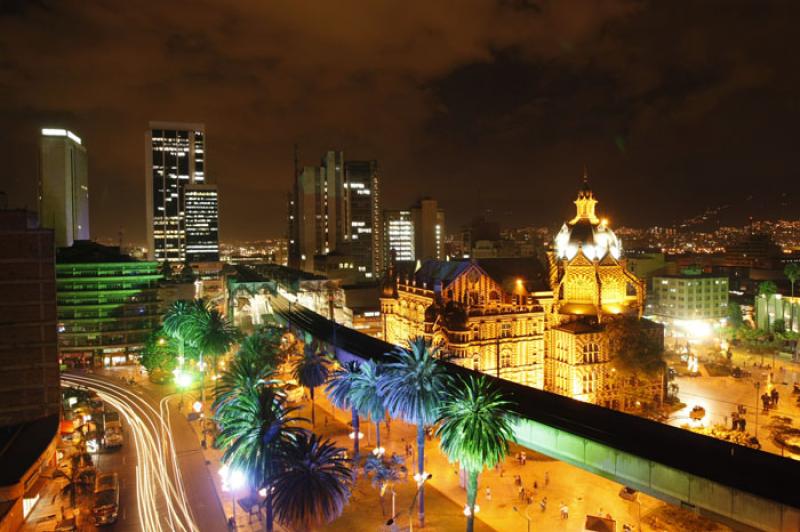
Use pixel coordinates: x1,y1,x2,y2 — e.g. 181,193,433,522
93,473,120,525
103,426,123,449
619,486,638,501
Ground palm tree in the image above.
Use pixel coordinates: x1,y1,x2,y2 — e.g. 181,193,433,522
187,305,239,405
238,327,284,369
436,375,515,532
215,384,306,532
213,348,281,416
163,300,197,364
363,453,404,516
292,337,331,426
379,336,450,528
785,263,800,298
271,432,353,531
325,361,362,466
350,359,387,449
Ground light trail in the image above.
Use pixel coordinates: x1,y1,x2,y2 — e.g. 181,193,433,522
62,373,198,532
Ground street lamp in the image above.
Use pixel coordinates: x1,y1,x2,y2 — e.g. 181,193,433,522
754,380,761,440
385,473,431,532
220,464,245,530
513,506,531,532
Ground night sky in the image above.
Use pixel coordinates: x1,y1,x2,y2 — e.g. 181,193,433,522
1,1,798,244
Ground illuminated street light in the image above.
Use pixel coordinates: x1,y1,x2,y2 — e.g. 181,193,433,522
220,465,246,530
348,431,364,440
463,504,480,516
372,446,386,457
193,401,203,413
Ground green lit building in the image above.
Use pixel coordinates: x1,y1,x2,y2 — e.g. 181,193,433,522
56,241,161,366
755,294,800,333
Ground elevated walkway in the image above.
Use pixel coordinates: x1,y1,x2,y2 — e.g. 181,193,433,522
270,295,800,531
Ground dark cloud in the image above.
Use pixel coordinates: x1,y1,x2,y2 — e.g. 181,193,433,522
0,0,797,244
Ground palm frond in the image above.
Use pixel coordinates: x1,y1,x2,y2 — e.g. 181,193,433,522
325,361,360,410
350,359,386,422
435,375,515,473
378,336,450,426
271,432,353,529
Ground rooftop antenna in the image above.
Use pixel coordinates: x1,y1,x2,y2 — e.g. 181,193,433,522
118,226,124,249
583,164,589,186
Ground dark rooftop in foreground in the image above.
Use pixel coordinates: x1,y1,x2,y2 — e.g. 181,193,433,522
56,240,139,264
0,414,58,486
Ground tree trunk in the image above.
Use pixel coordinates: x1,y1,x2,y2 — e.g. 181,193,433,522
352,407,360,478
417,424,425,528
466,469,479,532
265,488,273,532
310,386,316,426
376,420,381,449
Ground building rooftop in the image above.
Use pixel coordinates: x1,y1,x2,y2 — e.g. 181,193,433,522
553,319,603,334
56,240,139,263
0,414,58,486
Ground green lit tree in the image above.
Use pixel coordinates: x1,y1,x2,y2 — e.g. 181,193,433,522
292,336,331,426
436,375,515,532
324,361,362,467
350,359,387,449
271,432,353,531
163,300,198,364
378,337,450,528
759,281,779,331
186,305,240,404
727,301,743,329
140,329,178,374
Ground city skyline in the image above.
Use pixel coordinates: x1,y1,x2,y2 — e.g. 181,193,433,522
2,2,799,244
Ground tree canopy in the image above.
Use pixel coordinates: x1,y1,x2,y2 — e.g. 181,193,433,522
605,317,665,375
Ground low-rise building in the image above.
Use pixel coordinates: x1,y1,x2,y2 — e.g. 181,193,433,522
56,241,162,367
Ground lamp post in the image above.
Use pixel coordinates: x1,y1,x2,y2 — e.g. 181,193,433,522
754,380,761,440
385,473,431,532
220,465,245,530
513,505,531,532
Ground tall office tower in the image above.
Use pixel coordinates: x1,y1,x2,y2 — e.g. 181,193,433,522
383,209,415,264
411,198,445,261
38,128,90,247
344,160,381,279
184,184,220,262
0,209,59,530
145,122,206,263
289,150,346,272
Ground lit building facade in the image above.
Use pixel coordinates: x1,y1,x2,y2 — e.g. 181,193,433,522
39,128,89,247
381,257,552,388
56,241,162,366
411,198,445,261
382,177,664,411
288,150,346,272
184,184,220,262
145,122,206,262
383,209,415,263
344,160,381,279
649,271,729,341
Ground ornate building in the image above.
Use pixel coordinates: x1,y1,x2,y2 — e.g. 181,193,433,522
381,176,664,411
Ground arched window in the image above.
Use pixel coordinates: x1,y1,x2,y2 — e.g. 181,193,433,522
489,291,500,301
472,354,480,371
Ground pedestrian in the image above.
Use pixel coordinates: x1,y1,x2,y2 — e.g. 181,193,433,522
544,471,549,486
518,486,524,501
771,388,779,406
521,451,527,465
533,480,538,492
540,497,547,512
515,475,521,486
485,486,492,501
560,503,569,519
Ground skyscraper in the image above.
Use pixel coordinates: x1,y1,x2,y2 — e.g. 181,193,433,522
38,128,89,247
383,209,414,263
145,122,209,262
411,198,445,261
288,150,346,272
344,160,381,278
184,183,220,262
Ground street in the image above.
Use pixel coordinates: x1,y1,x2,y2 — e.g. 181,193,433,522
60,371,227,532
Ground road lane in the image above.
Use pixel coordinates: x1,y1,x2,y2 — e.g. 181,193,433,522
62,373,205,532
